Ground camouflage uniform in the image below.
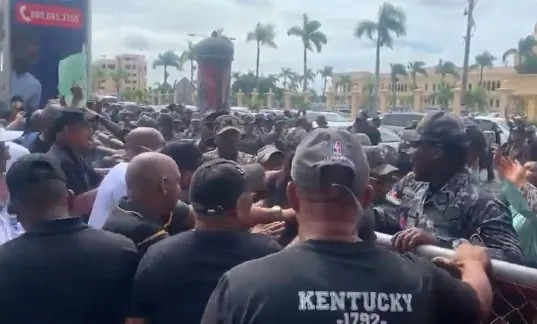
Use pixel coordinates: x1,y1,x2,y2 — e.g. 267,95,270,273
202,149,255,164
393,170,522,262
202,115,256,164
240,134,263,155
519,182,537,215
284,126,308,152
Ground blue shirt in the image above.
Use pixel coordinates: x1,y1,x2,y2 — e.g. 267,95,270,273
11,71,42,113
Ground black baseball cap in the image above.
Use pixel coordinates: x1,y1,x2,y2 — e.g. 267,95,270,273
51,108,95,134
403,111,468,146
291,128,369,205
6,153,66,197
189,159,256,216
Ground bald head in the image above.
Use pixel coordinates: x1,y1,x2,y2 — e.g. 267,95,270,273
125,127,165,158
126,152,180,191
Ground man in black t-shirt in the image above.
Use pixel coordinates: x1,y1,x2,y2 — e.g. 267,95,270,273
129,158,281,324
202,128,493,324
0,154,138,323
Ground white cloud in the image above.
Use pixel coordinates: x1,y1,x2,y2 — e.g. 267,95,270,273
91,0,537,91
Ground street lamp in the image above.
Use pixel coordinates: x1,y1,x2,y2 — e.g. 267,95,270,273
460,0,478,109
193,30,235,113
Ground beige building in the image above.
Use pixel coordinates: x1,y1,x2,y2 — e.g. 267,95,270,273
94,54,148,96
333,23,537,115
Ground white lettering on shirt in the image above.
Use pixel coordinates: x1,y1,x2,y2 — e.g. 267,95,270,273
297,291,413,323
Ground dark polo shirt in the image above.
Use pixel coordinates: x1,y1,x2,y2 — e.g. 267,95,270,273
0,217,138,324
103,198,193,255
47,143,103,196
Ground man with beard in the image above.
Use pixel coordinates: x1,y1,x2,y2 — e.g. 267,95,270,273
203,115,255,164
390,111,522,262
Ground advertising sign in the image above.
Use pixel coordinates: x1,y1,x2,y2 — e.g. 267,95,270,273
0,0,10,105
9,0,89,111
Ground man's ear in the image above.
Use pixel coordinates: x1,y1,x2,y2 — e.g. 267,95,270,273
66,189,75,211
358,184,374,210
286,181,300,213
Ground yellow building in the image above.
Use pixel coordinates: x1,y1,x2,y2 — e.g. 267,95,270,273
333,24,537,119
94,54,148,96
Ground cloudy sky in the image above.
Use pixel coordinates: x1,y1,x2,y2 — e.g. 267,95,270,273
92,0,537,89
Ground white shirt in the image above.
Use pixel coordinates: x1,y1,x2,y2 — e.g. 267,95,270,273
7,141,30,171
0,142,28,245
88,162,128,229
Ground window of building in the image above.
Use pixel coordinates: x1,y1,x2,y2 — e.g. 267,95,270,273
101,64,105,69
486,81,491,91
491,81,496,91
132,80,137,84
489,99,494,107
495,99,500,107
404,84,407,92
432,84,436,91
125,80,131,84
468,83,472,90
107,64,115,70
424,84,428,91
496,80,501,89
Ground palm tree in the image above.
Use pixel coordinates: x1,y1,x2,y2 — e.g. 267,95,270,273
110,68,129,97
91,64,107,93
288,74,301,92
336,74,353,105
502,35,537,65
231,72,241,84
389,63,407,106
317,65,334,98
407,61,427,89
354,2,406,111
180,41,196,86
435,59,459,82
279,67,294,90
246,23,277,84
469,51,495,86
299,68,316,86
287,13,328,92
152,50,184,86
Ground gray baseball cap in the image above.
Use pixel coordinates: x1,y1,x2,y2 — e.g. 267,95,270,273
291,128,369,204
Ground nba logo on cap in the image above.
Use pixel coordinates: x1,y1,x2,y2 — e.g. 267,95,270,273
332,140,342,155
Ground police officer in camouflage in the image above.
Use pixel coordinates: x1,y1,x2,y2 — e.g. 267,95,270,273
240,114,263,155
202,115,255,164
391,111,522,262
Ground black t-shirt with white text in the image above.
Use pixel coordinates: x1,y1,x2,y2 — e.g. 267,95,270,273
131,230,282,324
201,240,481,324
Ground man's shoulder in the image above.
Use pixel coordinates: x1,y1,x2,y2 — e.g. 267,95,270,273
80,226,137,251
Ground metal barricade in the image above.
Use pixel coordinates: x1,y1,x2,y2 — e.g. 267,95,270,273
375,232,537,323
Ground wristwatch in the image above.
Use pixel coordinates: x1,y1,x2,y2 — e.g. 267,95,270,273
270,205,283,220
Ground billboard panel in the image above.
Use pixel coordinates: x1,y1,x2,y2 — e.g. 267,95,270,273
0,0,10,104
9,0,89,111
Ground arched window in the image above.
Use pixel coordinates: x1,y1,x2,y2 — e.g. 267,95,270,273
496,80,501,89
424,84,428,91
404,84,408,92
468,83,472,90
495,99,500,107
486,81,491,91
491,81,496,91
489,99,494,107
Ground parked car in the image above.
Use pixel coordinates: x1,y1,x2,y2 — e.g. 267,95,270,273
378,125,401,150
472,116,509,144
380,112,425,134
307,111,353,130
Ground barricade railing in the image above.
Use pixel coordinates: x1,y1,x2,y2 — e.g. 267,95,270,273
375,232,537,324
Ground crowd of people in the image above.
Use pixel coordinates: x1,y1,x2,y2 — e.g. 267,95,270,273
1,93,537,323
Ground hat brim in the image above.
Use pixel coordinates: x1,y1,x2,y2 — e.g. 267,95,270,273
371,164,399,176
217,126,241,135
257,149,284,164
0,129,23,142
